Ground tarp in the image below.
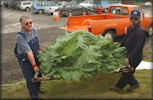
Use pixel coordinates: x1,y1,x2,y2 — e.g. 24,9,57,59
136,61,153,70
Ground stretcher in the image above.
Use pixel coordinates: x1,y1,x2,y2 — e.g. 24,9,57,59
119,64,134,73
32,71,60,82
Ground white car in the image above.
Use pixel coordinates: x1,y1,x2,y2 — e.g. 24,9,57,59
18,1,33,11
57,1,68,6
80,0,94,10
45,3,59,14
0,1,4,6
144,2,152,6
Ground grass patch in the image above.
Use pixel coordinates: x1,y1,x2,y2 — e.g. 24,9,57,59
143,51,152,62
2,70,152,99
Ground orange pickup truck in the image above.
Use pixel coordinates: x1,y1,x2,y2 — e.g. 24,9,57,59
61,5,153,39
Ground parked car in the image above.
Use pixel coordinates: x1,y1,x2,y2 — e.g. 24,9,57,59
80,0,94,10
17,1,33,11
0,1,4,6
31,1,50,14
9,1,17,9
80,0,121,12
57,1,68,6
55,4,90,17
3,1,9,8
15,1,21,9
70,0,83,4
45,2,59,14
144,2,152,6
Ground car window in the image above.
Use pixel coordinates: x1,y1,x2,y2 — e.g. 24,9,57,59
89,1,93,4
109,7,117,14
73,5,83,10
65,5,71,10
122,8,128,15
57,2,62,5
23,2,31,5
59,5,64,9
82,1,89,3
36,2,42,6
109,7,128,15
50,2,56,6
44,2,49,6
72,5,77,10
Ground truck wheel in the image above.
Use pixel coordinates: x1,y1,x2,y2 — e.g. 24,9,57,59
25,7,30,11
148,24,153,36
103,30,116,41
38,10,43,14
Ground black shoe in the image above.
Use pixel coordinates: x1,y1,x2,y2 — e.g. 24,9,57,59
127,84,140,92
110,86,122,91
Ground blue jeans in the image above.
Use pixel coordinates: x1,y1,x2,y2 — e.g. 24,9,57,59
18,58,42,99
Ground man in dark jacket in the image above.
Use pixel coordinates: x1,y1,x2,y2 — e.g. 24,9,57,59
110,10,146,92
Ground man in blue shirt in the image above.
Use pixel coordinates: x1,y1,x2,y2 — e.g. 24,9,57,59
110,10,146,92
15,16,44,99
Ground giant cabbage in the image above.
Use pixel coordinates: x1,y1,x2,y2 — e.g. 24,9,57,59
38,30,126,80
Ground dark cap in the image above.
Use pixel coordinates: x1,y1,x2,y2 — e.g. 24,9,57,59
130,10,141,19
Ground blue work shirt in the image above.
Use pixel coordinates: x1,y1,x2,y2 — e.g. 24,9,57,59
16,28,39,54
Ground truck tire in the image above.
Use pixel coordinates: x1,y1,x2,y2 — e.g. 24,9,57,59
148,24,153,36
25,7,30,11
103,30,116,41
38,10,43,14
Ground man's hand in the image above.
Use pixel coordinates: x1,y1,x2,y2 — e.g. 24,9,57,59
39,44,44,51
39,47,44,51
34,66,40,72
125,58,129,65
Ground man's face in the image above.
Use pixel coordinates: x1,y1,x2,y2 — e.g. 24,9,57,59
22,18,32,32
130,17,140,26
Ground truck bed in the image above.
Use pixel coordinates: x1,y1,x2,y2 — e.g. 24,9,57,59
61,14,128,32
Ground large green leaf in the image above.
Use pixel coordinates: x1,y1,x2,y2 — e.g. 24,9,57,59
38,30,127,80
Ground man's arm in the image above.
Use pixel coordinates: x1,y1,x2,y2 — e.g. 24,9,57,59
27,50,36,65
27,50,39,72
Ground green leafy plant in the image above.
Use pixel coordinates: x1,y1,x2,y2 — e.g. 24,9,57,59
38,30,126,80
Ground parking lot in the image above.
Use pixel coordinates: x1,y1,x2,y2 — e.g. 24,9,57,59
1,5,152,83
1,7,68,83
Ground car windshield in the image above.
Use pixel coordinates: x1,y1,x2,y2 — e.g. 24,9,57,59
50,2,56,6
59,5,64,9
81,0,92,4
82,1,89,3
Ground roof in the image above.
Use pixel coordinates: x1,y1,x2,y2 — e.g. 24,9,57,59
110,4,139,8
